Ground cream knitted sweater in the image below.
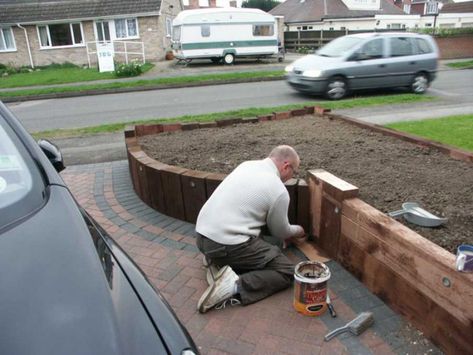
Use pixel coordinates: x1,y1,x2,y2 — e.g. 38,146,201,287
195,158,300,245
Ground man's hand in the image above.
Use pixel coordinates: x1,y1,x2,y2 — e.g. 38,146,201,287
283,226,306,248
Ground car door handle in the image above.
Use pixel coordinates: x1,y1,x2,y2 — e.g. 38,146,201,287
378,64,386,68
410,61,417,65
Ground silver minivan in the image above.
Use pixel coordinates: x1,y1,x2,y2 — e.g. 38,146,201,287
285,32,439,100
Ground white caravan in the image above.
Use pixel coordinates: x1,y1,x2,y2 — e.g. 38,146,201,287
171,8,281,64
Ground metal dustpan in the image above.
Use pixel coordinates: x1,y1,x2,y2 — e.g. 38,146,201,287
388,202,447,228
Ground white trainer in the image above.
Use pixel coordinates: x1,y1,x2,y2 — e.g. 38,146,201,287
202,255,224,285
197,266,239,313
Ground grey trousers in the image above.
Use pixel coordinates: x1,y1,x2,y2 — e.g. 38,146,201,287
196,233,295,305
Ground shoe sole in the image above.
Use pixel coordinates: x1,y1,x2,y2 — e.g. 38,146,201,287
198,265,229,313
206,265,225,285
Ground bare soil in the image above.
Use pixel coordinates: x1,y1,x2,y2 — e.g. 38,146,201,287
139,115,473,254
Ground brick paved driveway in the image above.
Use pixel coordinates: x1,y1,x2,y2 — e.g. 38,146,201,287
61,161,441,355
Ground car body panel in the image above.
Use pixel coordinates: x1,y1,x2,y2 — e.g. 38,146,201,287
0,186,168,355
0,101,198,355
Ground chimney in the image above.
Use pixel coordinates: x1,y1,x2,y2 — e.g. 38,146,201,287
190,0,199,9
209,0,216,7
229,0,237,7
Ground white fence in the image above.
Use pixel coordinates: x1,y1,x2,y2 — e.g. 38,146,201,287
86,40,145,68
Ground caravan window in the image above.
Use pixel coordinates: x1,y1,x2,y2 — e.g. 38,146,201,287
201,25,211,37
172,26,181,41
253,24,274,36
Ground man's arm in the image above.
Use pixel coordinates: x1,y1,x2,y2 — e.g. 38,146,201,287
267,192,305,240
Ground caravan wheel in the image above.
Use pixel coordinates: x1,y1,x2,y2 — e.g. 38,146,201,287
223,53,234,65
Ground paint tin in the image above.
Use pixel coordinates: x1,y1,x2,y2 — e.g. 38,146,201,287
293,261,331,316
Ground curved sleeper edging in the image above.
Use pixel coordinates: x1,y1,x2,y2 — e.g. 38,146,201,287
124,105,472,224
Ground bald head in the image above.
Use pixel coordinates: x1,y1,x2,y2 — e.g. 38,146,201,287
269,145,299,164
268,145,300,182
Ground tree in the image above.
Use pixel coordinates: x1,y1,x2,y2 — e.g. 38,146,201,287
241,0,280,12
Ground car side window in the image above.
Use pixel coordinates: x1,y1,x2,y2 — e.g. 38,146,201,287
359,38,384,60
390,37,414,57
414,38,433,54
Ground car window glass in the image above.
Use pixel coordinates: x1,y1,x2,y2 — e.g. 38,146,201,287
0,120,45,229
390,37,414,57
359,38,384,60
414,38,433,54
317,36,363,57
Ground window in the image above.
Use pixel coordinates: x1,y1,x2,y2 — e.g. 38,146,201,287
166,18,172,37
403,4,411,14
302,26,308,30
38,23,83,48
115,18,138,39
426,1,438,14
96,21,111,42
390,37,414,57
359,38,384,59
253,24,274,36
0,27,15,51
414,38,433,54
201,25,210,37
172,26,181,41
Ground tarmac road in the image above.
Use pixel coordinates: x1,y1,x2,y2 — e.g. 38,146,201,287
6,63,473,166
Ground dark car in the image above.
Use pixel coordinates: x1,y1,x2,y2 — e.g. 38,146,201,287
0,102,198,355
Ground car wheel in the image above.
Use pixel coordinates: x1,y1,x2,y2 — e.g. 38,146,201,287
411,72,429,94
223,53,235,65
325,76,347,100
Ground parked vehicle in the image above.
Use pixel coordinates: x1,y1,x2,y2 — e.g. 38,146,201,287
0,101,198,355
171,8,281,65
285,32,439,99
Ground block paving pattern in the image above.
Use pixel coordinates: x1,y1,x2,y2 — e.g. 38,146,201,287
61,160,441,355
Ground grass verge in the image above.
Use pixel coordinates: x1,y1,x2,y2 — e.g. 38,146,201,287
32,93,434,139
386,114,473,152
0,70,283,99
0,63,154,89
446,60,473,70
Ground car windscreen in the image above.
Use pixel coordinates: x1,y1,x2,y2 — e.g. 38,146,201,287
317,36,364,57
0,119,45,230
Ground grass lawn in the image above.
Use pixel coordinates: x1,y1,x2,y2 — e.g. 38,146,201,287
446,60,473,70
0,70,284,99
0,63,154,89
32,93,434,139
386,114,473,151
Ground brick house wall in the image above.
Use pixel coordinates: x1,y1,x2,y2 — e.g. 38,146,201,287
0,0,183,67
436,35,473,59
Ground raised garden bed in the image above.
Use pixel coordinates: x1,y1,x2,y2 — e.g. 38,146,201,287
137,113,473,254
125,108,473,354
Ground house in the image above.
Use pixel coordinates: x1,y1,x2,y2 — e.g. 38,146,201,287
270,0,414,31
0,0,183,68
183,0,239,9
393,0,473,28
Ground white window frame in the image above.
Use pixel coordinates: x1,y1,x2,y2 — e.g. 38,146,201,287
114,18,139,40
37,23,85,49
403,4,411,14
166,17,172,37
0,27,16,52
